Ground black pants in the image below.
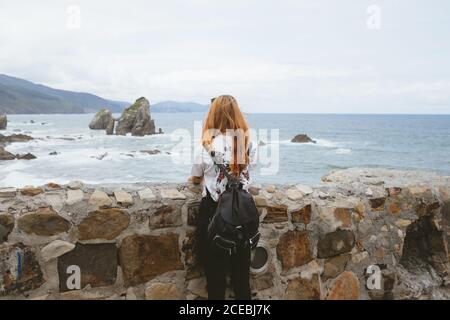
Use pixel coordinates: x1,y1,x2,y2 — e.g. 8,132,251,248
197,192,251,300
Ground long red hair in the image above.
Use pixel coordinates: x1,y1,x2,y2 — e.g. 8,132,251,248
202,95,250,175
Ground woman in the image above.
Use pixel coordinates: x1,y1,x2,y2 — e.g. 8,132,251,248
190,95,256,300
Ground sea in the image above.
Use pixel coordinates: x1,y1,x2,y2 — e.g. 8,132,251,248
1,113,450,188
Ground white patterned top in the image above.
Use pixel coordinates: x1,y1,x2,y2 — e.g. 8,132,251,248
191,134,256,202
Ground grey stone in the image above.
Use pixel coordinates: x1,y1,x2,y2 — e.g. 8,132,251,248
89,189,112,207
160,188,186,200
317,229,355,259
138,188,156,201
0,187,16,198
41,240,75,262
66,189,84,205
114,189,133,206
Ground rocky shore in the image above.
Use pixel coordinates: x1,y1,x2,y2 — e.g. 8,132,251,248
89,97,158,136
0,168,449,300
0,133,36,160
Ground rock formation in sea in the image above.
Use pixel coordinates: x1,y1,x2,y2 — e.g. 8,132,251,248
0,134,33,145
0,147,36,161
116,97,156,136
291,133,316,143
15,153,37,160
0,134,36,161
0,114,6,130
0,146,15,160
89,109,115,130
105,118,115,135
0,168,449,300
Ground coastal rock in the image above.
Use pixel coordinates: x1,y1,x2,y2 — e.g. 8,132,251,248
291,134,316,144
78,208,130,240
66,189,84,205
0,134,33,145
44,193,64,212
369,197,386,211
334,208,352,228
0,243,44,296
0,187,16,198
20,187,44,196
286,188,303,201
67,180,84,190
251,273,274,291
187,277,208,298
138,188,156,202
119,234,183,286
140,149,161,155
16,153,36,160
95,152,108,160
323,254,351,280
89,189,112,207
17,207,71,236
187,201,201,226
89,109,114,130
0,214,14,243
0,114,6,130
116,97,156,136
114,189,133,207
160,188,186,200
317,229,355,258
326,271,360,300
254,195,268,207
276,230,312,271
291,204,312,224
284,274,321,300
182,230,202,279
57,243,117,292
45,182,62,190
105,118,115,135
145,282,182,300
0,146,15,160
41,240,75,262
264,205,288,223
296,184,313,195
149,205,182,229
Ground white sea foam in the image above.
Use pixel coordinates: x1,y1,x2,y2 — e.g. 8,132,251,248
281,138,339,148
335,148,352,155
314,139,339,148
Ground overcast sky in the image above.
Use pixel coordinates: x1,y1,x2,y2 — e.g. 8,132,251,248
1,0,450,113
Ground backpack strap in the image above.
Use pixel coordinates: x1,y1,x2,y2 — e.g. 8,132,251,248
208,150,241,186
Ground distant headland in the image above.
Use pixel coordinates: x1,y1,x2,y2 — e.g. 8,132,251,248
0,74,208,115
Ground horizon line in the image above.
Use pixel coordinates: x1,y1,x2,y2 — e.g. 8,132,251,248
3,112,450,116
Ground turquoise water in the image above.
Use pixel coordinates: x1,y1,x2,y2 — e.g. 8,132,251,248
1,113,450,187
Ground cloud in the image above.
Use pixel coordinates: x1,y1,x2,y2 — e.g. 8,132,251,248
0,0,449,113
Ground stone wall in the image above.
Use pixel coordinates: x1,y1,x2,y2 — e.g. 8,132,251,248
1,168,449,300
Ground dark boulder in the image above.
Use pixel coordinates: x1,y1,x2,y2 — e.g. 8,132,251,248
89,109,114,130
16,153,36,160
0,134,33,145
116,97,156,136
0,114,6,130
291,134,316,143
0,147,15,160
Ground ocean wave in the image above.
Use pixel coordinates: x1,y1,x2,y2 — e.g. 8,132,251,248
280,138,339,148
335,148,352,154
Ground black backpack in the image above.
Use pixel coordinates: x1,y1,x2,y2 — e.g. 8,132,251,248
207,151,260,255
